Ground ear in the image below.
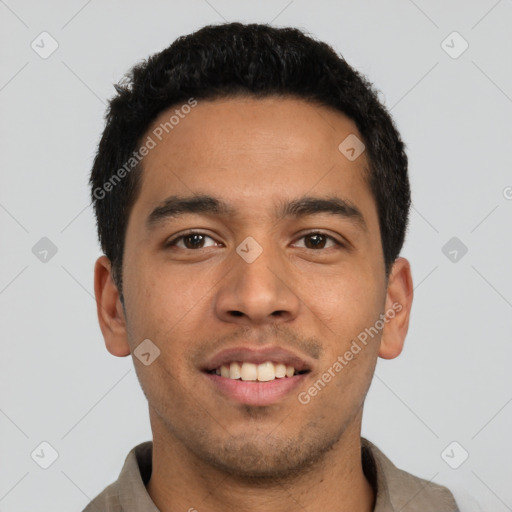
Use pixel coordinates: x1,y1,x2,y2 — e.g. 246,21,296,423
93,255,131,357
378,257,413,360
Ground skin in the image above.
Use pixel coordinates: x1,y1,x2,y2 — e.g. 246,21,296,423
94,96,413,512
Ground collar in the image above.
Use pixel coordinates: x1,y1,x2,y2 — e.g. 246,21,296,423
85,438,458,511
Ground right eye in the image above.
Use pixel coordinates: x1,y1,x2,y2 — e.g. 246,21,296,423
165,231,221,250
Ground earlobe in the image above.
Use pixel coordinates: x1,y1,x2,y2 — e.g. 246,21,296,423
93,256,131,357
378,257,413,360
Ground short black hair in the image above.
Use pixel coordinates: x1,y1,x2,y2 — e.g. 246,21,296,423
90,22,410,297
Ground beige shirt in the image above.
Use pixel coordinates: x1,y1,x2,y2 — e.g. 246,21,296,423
83,438,459,511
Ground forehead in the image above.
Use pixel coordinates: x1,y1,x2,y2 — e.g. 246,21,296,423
130,96,377,232
143,96,364,173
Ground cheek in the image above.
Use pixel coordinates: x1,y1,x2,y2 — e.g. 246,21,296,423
124,268,198,394
123,259,214,355
305,271,384,393
306,268,383,331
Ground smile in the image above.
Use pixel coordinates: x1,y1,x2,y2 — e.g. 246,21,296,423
206,361,309,382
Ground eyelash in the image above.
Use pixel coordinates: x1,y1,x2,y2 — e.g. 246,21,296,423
165,231,345,251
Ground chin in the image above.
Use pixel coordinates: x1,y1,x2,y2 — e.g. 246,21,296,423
192,430,339,482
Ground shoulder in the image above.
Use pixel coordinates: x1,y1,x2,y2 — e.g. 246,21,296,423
81,441,153,512
361,438,460,512
82,481,121,511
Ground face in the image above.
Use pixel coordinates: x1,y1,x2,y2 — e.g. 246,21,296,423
97,96,411,478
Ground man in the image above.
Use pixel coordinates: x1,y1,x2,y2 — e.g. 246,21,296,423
86,22,459,511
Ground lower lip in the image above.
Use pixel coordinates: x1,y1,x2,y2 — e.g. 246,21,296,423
203,372,309,406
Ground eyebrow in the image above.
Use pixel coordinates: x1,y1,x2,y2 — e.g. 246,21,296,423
146,194,367,231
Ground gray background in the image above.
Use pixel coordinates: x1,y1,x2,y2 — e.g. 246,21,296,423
1,1,511,510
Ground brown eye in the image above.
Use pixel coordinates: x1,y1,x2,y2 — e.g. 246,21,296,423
166,232,218,250
294,232,342,250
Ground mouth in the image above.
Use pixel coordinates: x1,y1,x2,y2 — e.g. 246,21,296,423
201,347,313,406
205,361,310,381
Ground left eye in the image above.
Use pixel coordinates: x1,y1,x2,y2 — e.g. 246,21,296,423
292,232,341,250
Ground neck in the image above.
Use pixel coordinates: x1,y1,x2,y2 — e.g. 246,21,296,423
146,409,375,512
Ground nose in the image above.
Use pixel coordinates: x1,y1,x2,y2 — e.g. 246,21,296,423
214,240,301,326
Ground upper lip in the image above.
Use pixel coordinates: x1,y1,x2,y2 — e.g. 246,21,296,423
202,346,313,373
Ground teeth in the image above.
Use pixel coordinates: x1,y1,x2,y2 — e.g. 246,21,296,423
240,362,258,381
275,363,286,378
215,361,300,381
229,362,241,379
257,362,275,382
